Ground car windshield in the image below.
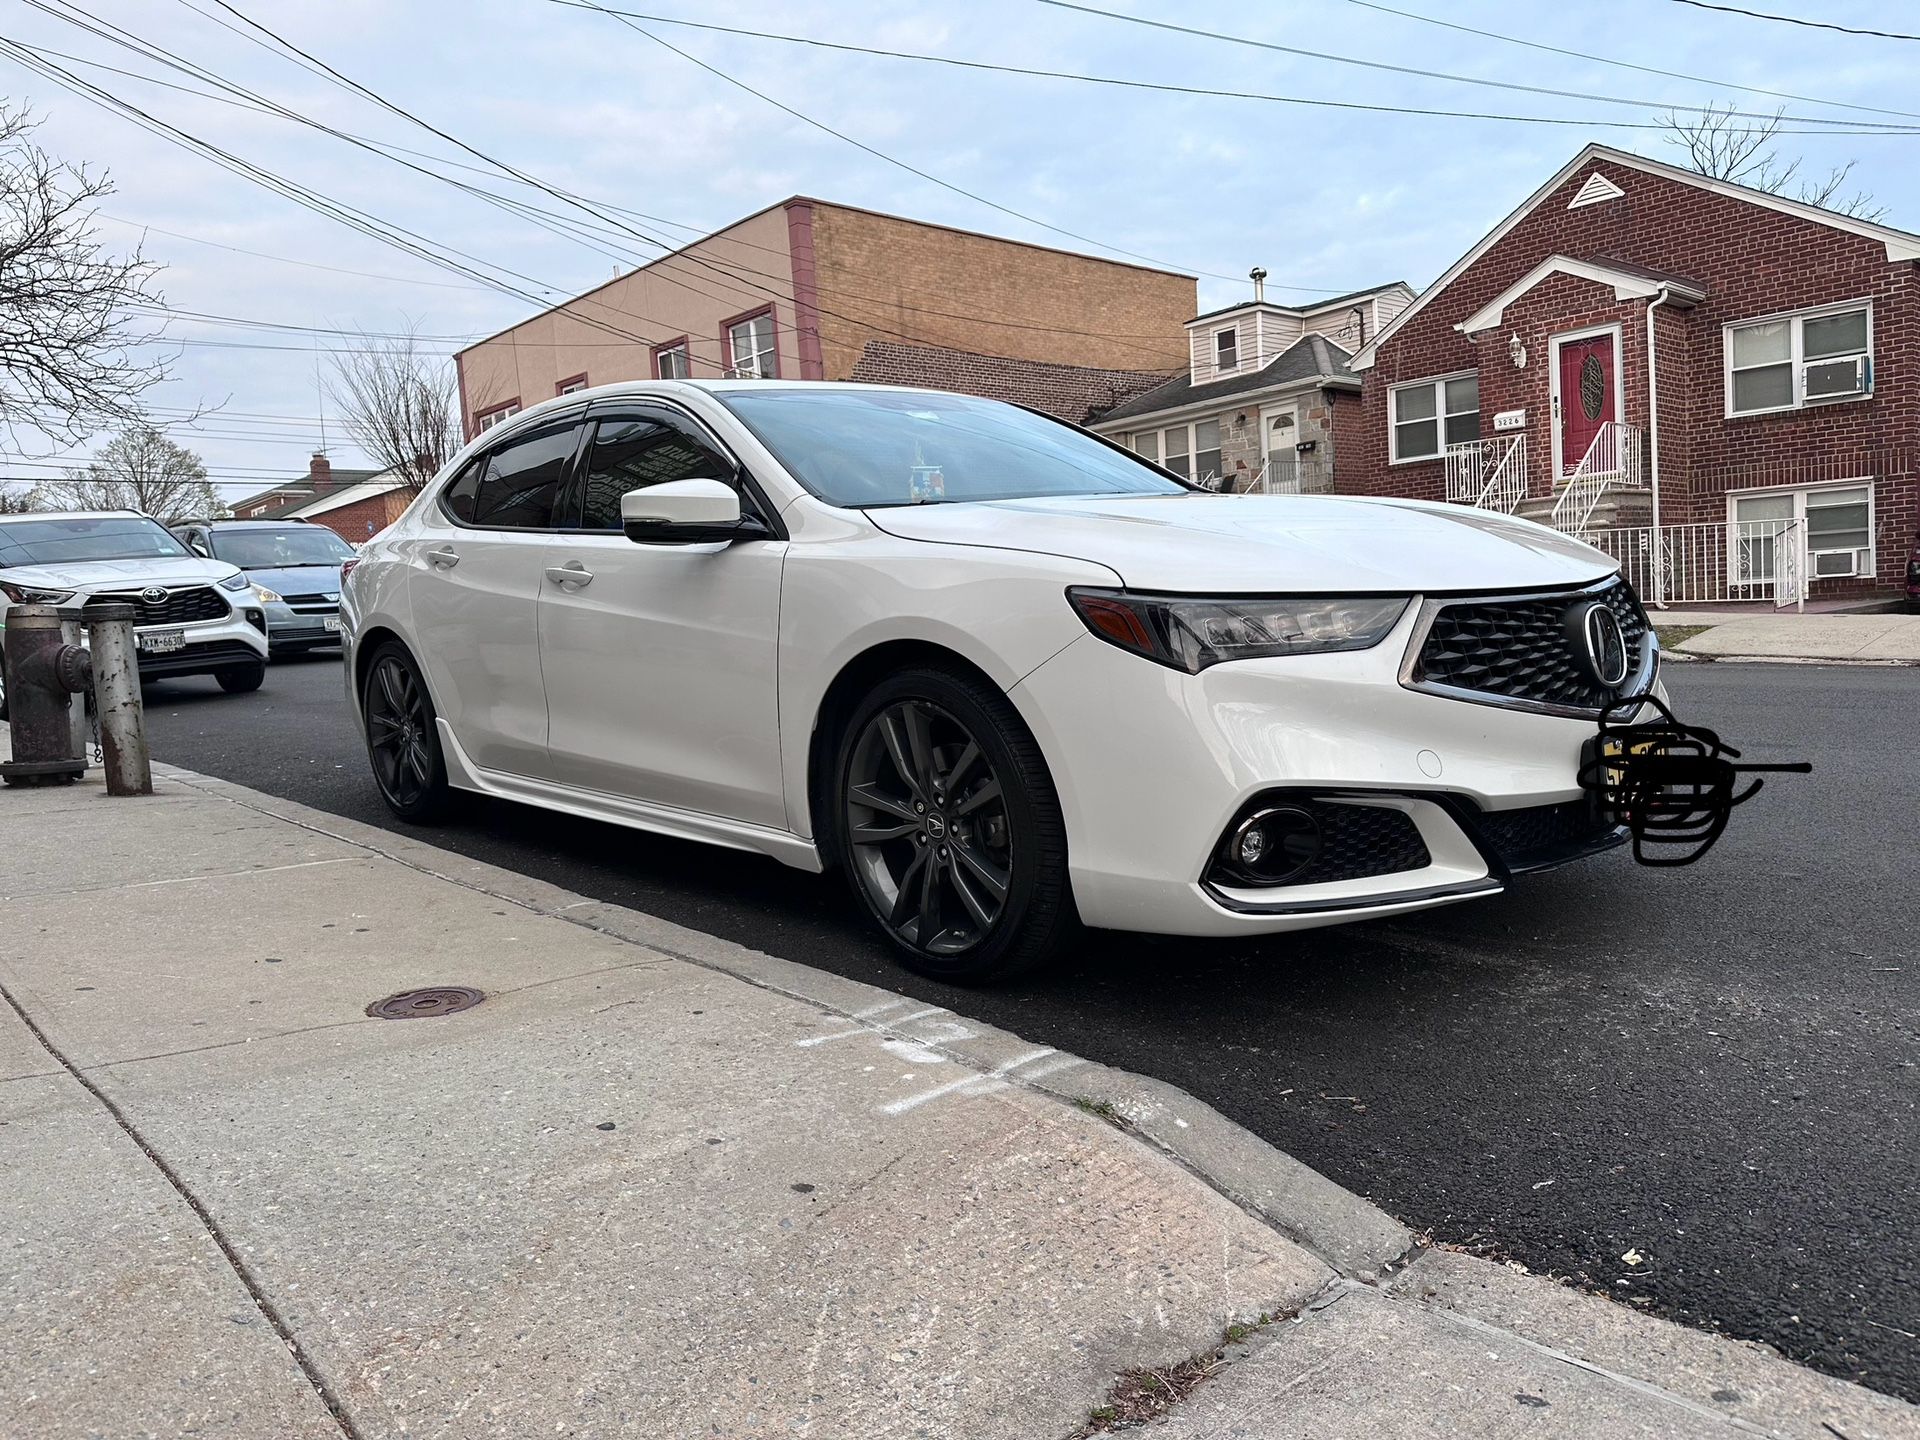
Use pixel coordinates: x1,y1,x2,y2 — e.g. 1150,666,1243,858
0,516,192,568
209,526,354,569
716,388,1190,508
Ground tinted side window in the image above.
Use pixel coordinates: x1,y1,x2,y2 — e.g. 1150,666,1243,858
466,424,579,529
439,457,484,524
578,416,735,531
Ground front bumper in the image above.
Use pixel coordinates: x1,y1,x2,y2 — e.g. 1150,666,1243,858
1012,603,1659,938
131,612,269,680
264,601,344,652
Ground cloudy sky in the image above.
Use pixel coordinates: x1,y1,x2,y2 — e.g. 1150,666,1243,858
4,0,1917,503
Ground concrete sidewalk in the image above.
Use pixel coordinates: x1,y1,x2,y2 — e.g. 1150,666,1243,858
2,729,1915,1439
1655,607,1920,662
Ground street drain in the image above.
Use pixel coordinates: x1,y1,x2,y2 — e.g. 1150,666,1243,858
365,986,486,1020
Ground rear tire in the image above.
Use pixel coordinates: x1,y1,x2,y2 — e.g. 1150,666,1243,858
360,641,455,823
833,665,1078,984
215,662,266,694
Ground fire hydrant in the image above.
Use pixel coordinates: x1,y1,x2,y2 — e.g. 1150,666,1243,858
1,602,152,794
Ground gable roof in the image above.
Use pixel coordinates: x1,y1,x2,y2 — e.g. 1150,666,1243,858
1348,142,1920,371
1092,333,1355,427
1187,281,1415,327
230,474,382,521
845,340,1173,424
1457,255,1705,335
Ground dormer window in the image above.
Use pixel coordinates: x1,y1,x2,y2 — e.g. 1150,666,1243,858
1214,327,1238,373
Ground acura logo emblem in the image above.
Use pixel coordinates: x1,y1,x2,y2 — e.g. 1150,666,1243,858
139,585,169,605
1576,601,1630,688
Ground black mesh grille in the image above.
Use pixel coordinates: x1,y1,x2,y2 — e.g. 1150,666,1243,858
135,639,262,676
88,586,229,626
281,592,338,610
1213,799,1431,889
1412,579,1649,712
1473,800,1621,872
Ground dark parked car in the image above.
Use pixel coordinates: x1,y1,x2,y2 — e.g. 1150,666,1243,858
1907,527,1919,609
172,518,356,657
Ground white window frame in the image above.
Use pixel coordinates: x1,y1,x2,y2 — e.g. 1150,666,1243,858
726,311,778,379
1214,327,1239,374
655,343,691,381
1725,478,1874,584
1129,416,1228,486
1388,370,1478,464
1723,299,1873,418
476,401,520,432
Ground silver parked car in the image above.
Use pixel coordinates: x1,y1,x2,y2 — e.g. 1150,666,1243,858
172,518,356,658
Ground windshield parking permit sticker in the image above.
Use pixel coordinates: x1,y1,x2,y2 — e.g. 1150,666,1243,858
1578,693,1811,867
909,463,946,503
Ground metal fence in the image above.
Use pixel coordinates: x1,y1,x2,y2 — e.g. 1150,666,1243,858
1585,518,1807,609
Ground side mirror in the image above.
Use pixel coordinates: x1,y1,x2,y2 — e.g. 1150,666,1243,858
621,478,767,545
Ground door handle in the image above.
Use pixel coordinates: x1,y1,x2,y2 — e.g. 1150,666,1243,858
544,562,593,588
425,546,460,569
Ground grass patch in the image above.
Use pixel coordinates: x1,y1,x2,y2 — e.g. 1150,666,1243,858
1078,1310,1289,1434
1072,1096,1126,1128
1655,624,1711,650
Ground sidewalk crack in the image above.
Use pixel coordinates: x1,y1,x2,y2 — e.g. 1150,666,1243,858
0,979,362,1440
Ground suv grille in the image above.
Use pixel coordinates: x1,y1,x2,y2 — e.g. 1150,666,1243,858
1408,578,1650,714
88,585,229,626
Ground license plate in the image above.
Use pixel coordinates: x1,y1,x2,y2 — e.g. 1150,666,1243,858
138,629,186,654
322,615,342,632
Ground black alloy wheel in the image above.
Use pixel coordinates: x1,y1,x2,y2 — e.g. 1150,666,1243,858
837,667,1076,983
362,643,452,821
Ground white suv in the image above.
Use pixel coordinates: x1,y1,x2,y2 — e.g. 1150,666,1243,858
0,510,271,717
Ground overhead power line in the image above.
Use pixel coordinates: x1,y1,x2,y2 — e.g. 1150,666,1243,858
1035,0,1920,130
555,0,1292,288
166,1,1198,358
555,2,1920,135
1669,0,1920,42
1345,0,1920,122
97,214,498,291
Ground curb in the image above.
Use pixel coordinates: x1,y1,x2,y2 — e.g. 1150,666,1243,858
151,760,1416,1285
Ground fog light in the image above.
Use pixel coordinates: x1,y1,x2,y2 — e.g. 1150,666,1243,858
1223,805,1321,885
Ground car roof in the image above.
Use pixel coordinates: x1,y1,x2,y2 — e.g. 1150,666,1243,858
174,517,315,529
0,509,148,524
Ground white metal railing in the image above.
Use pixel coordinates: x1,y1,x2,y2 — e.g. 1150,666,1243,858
1444,434,1527,512
1249,458,1335,495
1552,421,1642,534
1585,518,1807,610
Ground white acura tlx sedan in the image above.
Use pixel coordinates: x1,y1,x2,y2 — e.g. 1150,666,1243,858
342,381,1660,982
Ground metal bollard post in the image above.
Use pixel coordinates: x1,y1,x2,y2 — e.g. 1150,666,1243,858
80,603,152,797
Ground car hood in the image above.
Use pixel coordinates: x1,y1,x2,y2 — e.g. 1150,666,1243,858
0,554,241,591
863,493,1619,593
236,564,342,597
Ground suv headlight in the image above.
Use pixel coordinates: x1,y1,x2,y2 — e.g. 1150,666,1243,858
218,572,249,591
252,584,283,604
1068,588,1409,673
0,581,75,603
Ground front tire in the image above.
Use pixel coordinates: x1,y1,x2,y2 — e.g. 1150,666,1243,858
834,666,1077,983
215,662,266,694
360,642,454,823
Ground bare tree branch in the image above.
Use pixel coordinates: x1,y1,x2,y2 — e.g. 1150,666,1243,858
34,424,223,524
0,104,173,448
327,322,458,494
1657,102,1887,221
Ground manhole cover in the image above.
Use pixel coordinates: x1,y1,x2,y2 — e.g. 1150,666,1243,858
365,986,486,1020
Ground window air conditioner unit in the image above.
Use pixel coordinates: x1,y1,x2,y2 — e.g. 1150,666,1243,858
1803,354,1869,401
1811,548,1868,578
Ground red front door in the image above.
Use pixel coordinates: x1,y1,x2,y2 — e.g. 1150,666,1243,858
1557,335,1616,475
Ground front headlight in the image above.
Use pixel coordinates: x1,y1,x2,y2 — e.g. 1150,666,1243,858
218,572,249,591
1067,588,1409,673
0,581,75,604
251,584,283,604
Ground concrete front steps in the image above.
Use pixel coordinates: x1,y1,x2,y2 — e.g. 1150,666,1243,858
1514,484,1653,532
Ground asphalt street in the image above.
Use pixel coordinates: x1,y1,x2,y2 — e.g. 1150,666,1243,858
139,654,1918,1401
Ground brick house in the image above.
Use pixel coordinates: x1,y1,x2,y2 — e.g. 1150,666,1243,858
1344,143,1920,601
1087,282,1413,492
453,197,1193,435
229,454,408,543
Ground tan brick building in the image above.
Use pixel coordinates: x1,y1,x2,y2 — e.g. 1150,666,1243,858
453,198,1194,436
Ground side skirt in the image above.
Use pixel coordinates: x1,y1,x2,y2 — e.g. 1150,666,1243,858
436,719,825,874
